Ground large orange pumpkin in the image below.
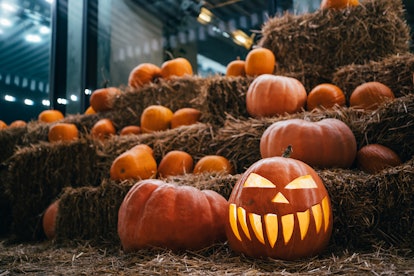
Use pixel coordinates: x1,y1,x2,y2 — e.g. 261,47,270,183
306,83,346,111
226,157,333,260
160,57,193,80
246,74,307,118
48,123,79,143
320,0,359,9
117,179,228,252
356,144,402,174
128,63,161,89
140,105,173,133
349,82,395,111
89,87,121,112
260,118,357,169
245,48,276,77
110,144,157,181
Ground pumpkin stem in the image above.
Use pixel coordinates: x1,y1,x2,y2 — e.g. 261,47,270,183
282,145,293,158
165,50,174,60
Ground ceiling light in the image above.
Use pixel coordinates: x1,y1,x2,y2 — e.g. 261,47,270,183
84,89,92,95
42,100,50,106
197,7,213,24
45,0,53,4
25,34,42,43
24,99,34,106
70,94,78,101
232,30,254,50
1,3,17,12
39,26,50,34
4,95,16,102
57,98,68,105
0,18,12,27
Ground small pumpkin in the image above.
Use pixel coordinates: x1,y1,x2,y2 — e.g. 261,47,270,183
48,123,79,143
89,87,122,112
225,156,333,260
356,144,402,174
9,120,27,128
320,0,359,9
120,125,141,136
226,59,246,77
246,74,307,118
245,48,275,77
42,200,59,240
110,144,157,181
158,150,194,178
160,57,193,80
260,118,357,169
193,155,234,174
140,105,173,133
84,105,96,115
38,109,64,123
170,107,201,129
306,83,346,111
117,179,228,252
349,82,395,111
91,118,116,140
0,120,7,129
128,63,161,89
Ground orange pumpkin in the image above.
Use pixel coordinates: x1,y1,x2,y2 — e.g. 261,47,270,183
38,109,64,123
246,74,307,118
226,59,246,77
140,105,173,133
260,118,357,169
160,57,193,80
48,123,79,143
193,155,234,174
158,150,194,178
226,157,333,260
349,82,395,111
91,118,116,140
9,120,27,128
84,105,96,114
110,145,157,181
245,48,275,77
128,63,162,89
356,144,402,174
89,87,122,112
170,107,201,129
117,179,228,252
306,83,346,111
120,125,141,136
320,0,359,9
0,120,7,129
42,200,59,240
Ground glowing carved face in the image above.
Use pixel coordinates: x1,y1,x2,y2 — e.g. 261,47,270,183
226,157,333,260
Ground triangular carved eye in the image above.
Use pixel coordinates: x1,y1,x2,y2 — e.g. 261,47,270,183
285,175,317,189
243,173,276,188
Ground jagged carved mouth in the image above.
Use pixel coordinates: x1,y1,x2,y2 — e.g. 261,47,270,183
229,196,330,247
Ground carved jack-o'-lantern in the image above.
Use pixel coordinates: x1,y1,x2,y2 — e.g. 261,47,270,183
225,157,333,260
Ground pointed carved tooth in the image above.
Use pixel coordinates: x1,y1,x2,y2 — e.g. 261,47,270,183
229,204,242,241
271,192,289,203
248,213,265,244
281,214,294,244
264,214,278,248
296,209,310,240
311,203,323,234
237,207,251,240
321,196,331,232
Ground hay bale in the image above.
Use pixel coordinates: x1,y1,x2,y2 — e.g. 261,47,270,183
4,139,103,241
320,157,414,249
333,53,414,100
259,0,410,83
55,179,134,243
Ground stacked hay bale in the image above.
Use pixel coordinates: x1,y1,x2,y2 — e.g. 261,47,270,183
0,0,413,262
259,0,411,91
